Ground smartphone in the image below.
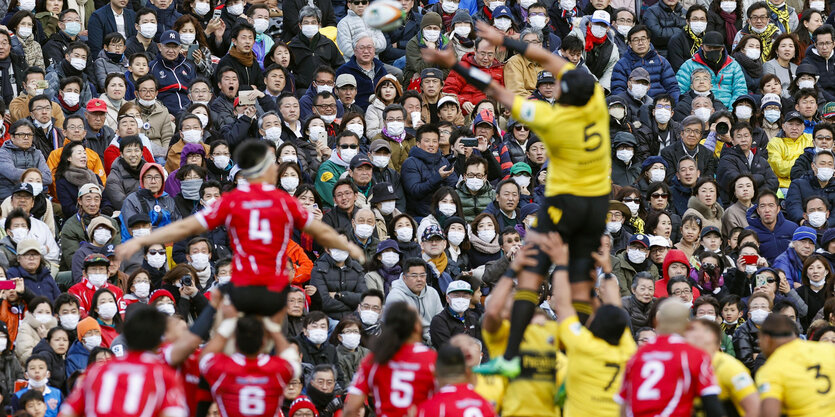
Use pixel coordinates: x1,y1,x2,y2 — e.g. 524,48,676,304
755,274,768,287
461,137,478,147
187,43,199,56
742,255,758,265
35,80,48,90
0,280,15,290
238,91,256,106
212,8,222,20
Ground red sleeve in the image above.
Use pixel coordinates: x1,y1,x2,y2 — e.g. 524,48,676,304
693,350,720,397
103,146,118,174
616,355,636,404
265,356,295,385
283,194,311,230
348,354,373,397
161,367,189,417
198,353,222,385
195,195,231,231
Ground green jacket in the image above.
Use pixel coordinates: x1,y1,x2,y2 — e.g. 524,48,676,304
612,251,660,297
58,214,121,271
455,181,496,224
314,157,348,208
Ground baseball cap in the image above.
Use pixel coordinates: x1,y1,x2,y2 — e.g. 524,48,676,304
784,111,804,123
760,93,782,109
628,234,650,249
472,109,497,130
370,182,398,203
16,239,43,256
823,102,835,118
335,74,357,88
793,226,817,243
83,253,110,268
350,154,373,169
629,67,650,83
12,183,33,196
510,162,532,175
536,70,555,86
78,183,102,198
86,98,107,113
446,280,473,295
702,31,724,47
375,239,401,254
591,10,611,26
421,224,446,242
649,235,671,248
492,5,514,20
437,95,459,108
128,213,151,228
700,225,721,239
421,68,444,80
160,30,180,45
369,139,391,153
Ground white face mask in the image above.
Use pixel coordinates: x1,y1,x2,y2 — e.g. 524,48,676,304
213,155,230,169
616,25,632,37
340,148,358,162
625,201,639,216
442,0,458,13
654,108,672,124
606,221,622,234
157,303,175,315
610,107,626,120
745,48,761,60
387,121,405,136
281,176,299,192
454,25,472,38
331,248,350,262
301,24,320,38
62,91,80,107
616,149,634,163
70,57,86,71
590,24,607,39
519,0,535,8
489,1,503,10
466,177,484,191
478,229,496,242
423,28,441,42
83,334,102,350
809,211,827,228
627,248,647,264
26,182,42,196
97,302,118,320
133,282,150,298
438,202,457,216
810,275,827,286
447,230,465,246
190,253,210,270
630,84,649,99
34,313,52,324
355,223,374,239
147,253,167,269
529,15,547,31
798,79,816,90
226,2,244,15
88,273,108,288
371,155,390,168
694,90,711,97
396,227,413,242
745,264,758,275
360,309,379,325
494,18,512,32
264,126,282,142
138,98,156,107
380,201,396,215
649,168,666,182
59,313,79,329
811,0,825,11
346,123,365,138
735,105,753,120
560,0,575,9
19,0,35,11
10,227,28,243
513,175,531,188
341,333,361,350
320,114,336,124
179,32,196,45
818,167,834,182
253,18,269,34
751,24,767,34
449,297,471,313
182,129,203,143
698,314,716,322
720,1,736,12
193,1,210,15
764,109,781,123
689,21,707,35
15,26,31,39
132,228,150,238
139,22,157,39
309,126,327,142
94,229,112,245
307,328,328,344
750,308,769,324
27,377,47,388
694,107,712,122
217,274,231,284
380,251,400,268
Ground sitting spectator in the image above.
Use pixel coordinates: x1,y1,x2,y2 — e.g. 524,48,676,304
429,280,481,350
44,42,94,106
149,31,196,117
677,31,747,108
93,33,128,92
329,316,370,388
801,24,835,102
335,38,387,112
311,245,366,321
402,125,457,217
295,311,338,370
767,111,813,193
133,76,175,162
0,121,52,200
734,291,771,372
120,163,180,240
69,215,118,281
673,67,727,122
385,258,443,343
661,116,718,180
68,253,124,317
611,25,679,102
286,6,344,91
9,239,59,302
667,4,708,72
12,355,62,417
87,288,121,347
442,38,504,116
14,297,56,363
746,190,799,264
620,272,656,329
64,317,102,377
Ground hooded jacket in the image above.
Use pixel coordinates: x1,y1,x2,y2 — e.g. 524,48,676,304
164,142,209,194
442,52,504,114
0,140,52,200
385,277,443,343
745,204,798,264
314,152,350,208
767,133,813,189
717,145,779,204
611,131,641,187
654,249,697,298
401,146,458,217
676,51,748,108
120,163,180,240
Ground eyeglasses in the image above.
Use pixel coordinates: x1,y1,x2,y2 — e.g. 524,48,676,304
66,125,85,131
818,41,835,47
651,193,669,199
143,175,163,182
342,329,361,335
13,133,33,139
655,104,672,110
630,36,649,44
360,303,381,312
315,103,337,110
339,144,359,149
749,14,769,21
386,118,405,123
816,135,834,140
32,106,51,112
148,249,165,256
683,128,702,136
19,252,40,259
352,0,369,5
672,289,692,296
465,173,486,179
138,88,156,94
315,80,335,86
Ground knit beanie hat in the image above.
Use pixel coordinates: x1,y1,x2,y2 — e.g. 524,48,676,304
421,11,442,29
289,396,318,417
77,317,101,340
149,289,175,305
451,9,472,25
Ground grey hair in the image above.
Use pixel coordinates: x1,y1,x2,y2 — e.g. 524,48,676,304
681,115,705,131
631,272,655,290
299,5,322,24
353,33,374,47
692,67,711,80
257,111,280,130
519,28,543,43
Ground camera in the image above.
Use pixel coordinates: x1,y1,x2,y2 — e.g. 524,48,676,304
181,276,193,287
716,122,729,135
460,137,479,147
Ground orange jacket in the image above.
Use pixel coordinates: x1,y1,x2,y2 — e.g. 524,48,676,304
287,240,313,285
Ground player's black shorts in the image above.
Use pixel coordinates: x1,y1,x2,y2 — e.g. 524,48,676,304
525,194,609,282
226,284,289,316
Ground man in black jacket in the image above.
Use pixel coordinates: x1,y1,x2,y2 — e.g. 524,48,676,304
429,280,481,350
717,121,779,203
802,24,835,102
661,115,718,180
635,94,681,161
287,6,345,91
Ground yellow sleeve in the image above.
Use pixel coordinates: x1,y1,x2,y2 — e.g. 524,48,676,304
555,351,568,388
721,356,757,404
510,95,558,133
557,315,590,350
483,321,510,359
766,139,793,177
755,362,784,402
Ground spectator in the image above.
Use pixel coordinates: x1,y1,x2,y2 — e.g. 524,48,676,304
93,33,128,93
2,185,59,270
123,9,159,61
64,317,101,376
133,75,175,162
295,311,338,369
611,131,641,186
41,9,83,70
620,272,656,328
316,132,360,208
405,12,451,83
102,135,145,211
9,10,46,84
733,291,771,372
503,29,545,97
635,94,681,159
120,163,180,240
346,207,380,265
773,226,818,288
668,4,708,72
717,122,779,203
369,140,406,214
442,38,504,116
47,115,107,191
456,155,495,223
661,116,718,180
70,215,118,282
149,31,196,117
8,239,59,302
14,297,56,363
746,189,799,264
673,67,727,123
548,0,583,41
9,68,64,126
677,31,747,108
401,125,457,217
765,0,798,33
287,6,344,92
429,280,480,350
768,111,813,192
54,144,106,219
642,0,685,58
336,0,386,60
763,33,800,96
0,30,28,107
385,258,443,343
611,25,679,101
330,316,369,389
311,244,366,321
58,181,119,272
335,38,387,112
381,0,421,64
792,122,835,181
282,0,336,43
733,2,781,56
802,24,835,102
785,150,835,223
323,179,360,235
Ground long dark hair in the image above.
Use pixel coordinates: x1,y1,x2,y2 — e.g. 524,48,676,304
373,301,418,364
766,32,801,63
54,141,87,181
431,187,464,219
173,14,210,48
89,288,123,332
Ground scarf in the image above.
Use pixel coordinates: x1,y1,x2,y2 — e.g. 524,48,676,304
383,127,406,143
31,194,47,220
229,47,255,67
455,33,474,49
57,94,81,112
629,216,645,234
0,57,14,104
63,165,98,188
423,252,448,277
766,1,791,33
749,23,780,58
719,11,738,45
379,263,402,294
560,7,577,24
684,25,703,57
733,52,763,78
195,265,212,288
468,230,500,254
584,26,606,52
118,156,144,179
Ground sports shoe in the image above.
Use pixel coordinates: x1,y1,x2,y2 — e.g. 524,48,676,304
473,356,520,378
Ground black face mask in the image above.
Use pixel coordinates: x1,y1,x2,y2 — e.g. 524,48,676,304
703,49,723,63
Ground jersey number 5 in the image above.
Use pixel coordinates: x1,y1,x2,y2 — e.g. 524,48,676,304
390,370,415,408
583,123,602,152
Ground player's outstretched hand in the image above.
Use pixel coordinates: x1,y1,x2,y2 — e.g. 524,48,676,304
510,243,538,273
475,20,505,47
591,250,612,274
113,239,142,265
530,232,569,266
421,47,458,69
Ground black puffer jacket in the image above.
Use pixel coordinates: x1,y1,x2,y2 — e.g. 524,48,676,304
642,1,686,58
0,341,22,406
621,295,655,330
733,320,765,373
310,254,367,320
716,145,779,204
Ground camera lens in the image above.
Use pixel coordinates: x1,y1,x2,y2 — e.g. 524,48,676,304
716,122,729,135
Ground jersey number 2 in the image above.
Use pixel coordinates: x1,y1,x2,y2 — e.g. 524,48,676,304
390,370,415,408
249,210,273,244
636,360,665,400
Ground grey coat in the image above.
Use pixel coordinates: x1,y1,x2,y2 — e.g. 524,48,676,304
385,277,443,343
93,49,128,91
103,158,143,210
0,141,52,200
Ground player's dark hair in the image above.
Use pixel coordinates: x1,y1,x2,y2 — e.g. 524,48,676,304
760,313,797,337
588,305,629,346
234,139,270,170
435,344,467,380
374,301,419,364
236,315,264,356
87,347,113,365
123,304,168,351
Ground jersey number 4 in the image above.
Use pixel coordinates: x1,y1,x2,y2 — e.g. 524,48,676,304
249,210,273,244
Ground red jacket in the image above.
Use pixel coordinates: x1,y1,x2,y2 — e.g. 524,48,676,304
68,279,126,317
655,249,701,299
103,143,155,174
442,52,504,114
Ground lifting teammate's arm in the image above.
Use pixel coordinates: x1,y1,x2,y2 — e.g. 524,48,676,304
474,21,568,79
483,244,539,333
114,216,207,262
759,398,781,417
537,232,574,323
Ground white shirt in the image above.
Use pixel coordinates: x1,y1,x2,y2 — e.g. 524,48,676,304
112,7,125,37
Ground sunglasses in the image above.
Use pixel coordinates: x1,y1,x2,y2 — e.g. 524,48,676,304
148,249,165,256
651,193,669,199
514,125,529,131
339,144,359,149
352,0,369,3
622,197,641,203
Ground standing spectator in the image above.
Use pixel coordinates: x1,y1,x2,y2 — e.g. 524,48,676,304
442,38,504,116
642,0,686,58
401,125,458,217
677,31,748,108
287,6,344,92
87,0,137,59
611,25,679,101
336,0,386,60
574,11,619,92
801,25,835,102
216,23,264,91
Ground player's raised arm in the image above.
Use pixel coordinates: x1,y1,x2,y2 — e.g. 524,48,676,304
533,232,574,322
304,220,366,264
114,216,207,263
421,47,517,113
474,20,568,78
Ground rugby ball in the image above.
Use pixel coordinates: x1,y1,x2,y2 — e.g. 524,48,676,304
364,0,405,32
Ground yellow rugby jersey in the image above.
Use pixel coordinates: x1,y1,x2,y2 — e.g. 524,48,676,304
483,320,566,417
557,315,636,417
510,64,611,197
712,351,756,417
474,373,507,413
756,339,835,416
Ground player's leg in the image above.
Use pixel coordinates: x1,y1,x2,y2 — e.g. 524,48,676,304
227,285,290,316
567,195,609,325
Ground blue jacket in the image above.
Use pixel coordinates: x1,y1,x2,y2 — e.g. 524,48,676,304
13,385,62,417
668,176,693,217
611,47,680,102
801,49,835,102
784,174,835,225
401,146,458,217
773,247,806,287
298,85,345,122
677,52,748,108
147,1,182,36
7,265,60,302
149,54,196,117
88,5,137,58
65,341,90,378
745,205,798,265
335,56,388,112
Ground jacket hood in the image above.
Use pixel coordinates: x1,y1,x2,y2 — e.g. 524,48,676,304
326,151,351,168
179,143,206,166
612,131,637,147
408,145,443,164
139,163,166,197
607,94,629,108
692,51,733,73
662,249,690,281
745,204,788,230
461,51,501,69
390,276,425,299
